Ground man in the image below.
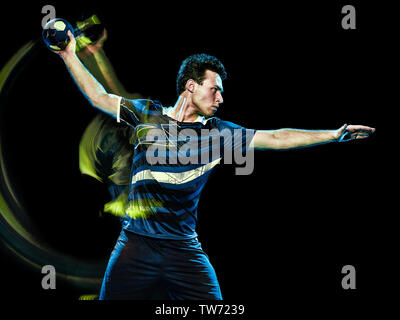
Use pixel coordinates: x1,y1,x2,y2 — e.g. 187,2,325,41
53,30,375,300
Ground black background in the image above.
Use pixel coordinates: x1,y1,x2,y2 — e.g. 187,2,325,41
0,0,395,316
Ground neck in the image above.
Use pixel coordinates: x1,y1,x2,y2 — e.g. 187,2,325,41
170,92,201,123
179,105,201,122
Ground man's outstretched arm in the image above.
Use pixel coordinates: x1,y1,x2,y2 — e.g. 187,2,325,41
249,124,375,150
56,30,120,116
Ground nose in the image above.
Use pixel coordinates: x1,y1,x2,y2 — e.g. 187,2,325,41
216,91,223,104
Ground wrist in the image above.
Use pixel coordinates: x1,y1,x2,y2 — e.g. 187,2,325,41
61,52,79,66
60,52,80,68
331,129,340,142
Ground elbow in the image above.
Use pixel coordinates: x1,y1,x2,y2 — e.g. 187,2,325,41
252,130,284,150
268,131,292,150
266,131,286,150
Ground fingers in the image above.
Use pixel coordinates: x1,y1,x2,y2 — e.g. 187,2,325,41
348,128,375,140
350,133,369,139
347,124,376,133
338,123,375,142
67,30,75,43
353,131,374,139
346,124,375,138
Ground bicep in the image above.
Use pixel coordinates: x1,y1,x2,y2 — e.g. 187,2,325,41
92,93,121,117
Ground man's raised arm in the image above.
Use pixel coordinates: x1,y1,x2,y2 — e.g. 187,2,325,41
55,30,120,116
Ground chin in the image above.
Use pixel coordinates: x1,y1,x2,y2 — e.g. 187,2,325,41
208,109,218,116
199,107,217,117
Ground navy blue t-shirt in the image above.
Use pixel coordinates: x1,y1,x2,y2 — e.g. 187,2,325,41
115,98,255,240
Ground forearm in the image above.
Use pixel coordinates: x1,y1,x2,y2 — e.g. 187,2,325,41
272,128,337,149
252,128,338,150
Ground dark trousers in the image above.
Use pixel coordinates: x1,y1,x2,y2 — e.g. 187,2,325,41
99,229,222,300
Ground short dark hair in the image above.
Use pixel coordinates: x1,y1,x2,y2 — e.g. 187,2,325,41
176,54,227,96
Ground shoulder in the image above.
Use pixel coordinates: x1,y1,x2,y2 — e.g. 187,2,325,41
126,98,163,110
207,117,246,130
122,98,164,115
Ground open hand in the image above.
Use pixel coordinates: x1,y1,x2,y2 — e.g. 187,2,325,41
335,124,376,142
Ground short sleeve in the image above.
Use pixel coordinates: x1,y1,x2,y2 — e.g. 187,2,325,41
216,119,256,154
117,98,159,127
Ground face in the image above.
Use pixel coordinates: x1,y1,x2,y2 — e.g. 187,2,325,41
191,70,224,117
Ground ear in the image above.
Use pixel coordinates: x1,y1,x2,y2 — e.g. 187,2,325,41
185,79,197,93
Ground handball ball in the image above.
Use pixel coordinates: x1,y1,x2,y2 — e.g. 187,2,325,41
42,18,74,51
